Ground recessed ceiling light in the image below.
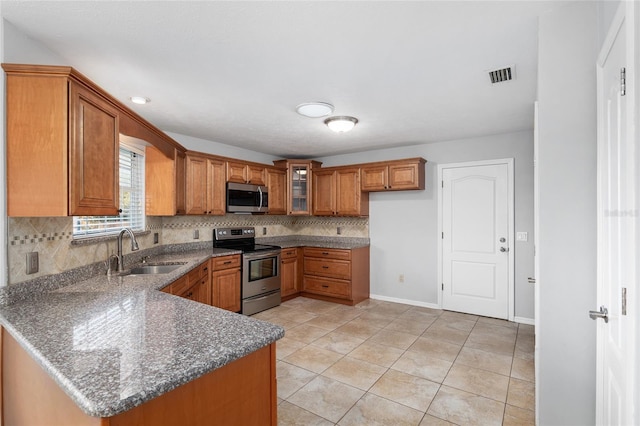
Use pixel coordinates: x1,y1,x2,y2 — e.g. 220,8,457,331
130,96,150,105
324,116,358,133
296,102,334,118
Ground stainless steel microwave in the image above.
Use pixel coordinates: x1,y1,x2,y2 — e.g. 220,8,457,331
226,182,268,213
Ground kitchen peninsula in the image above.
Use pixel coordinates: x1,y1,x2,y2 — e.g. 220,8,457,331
0,249,284,425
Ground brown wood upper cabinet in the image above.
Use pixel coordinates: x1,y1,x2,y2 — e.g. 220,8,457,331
273,160,322,216
5,64,120,216
185,153,226,215
360,158,426,192
146,146,186,216
227,161,266,185
4,63,186,217
266,167,287,215
312,167,369,217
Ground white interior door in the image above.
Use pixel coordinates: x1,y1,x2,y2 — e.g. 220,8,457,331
441,160,513,319
595,3,637,425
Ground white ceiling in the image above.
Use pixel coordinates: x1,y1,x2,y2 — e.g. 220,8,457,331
2,1,561,158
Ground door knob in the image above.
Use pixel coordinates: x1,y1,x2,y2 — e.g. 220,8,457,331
589,306,609,323
500,247,509,252
500,237,506,243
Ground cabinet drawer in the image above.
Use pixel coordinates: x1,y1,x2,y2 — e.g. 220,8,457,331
169,275,190,295
303,276,351,298
212,255,241,270
304,258,351,280
281,248,299,259
188,261,209,283
303,247,351,261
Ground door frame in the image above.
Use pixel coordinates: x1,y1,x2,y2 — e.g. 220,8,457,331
437,158,515,321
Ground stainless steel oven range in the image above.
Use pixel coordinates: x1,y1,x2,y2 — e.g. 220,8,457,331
213,227,281,315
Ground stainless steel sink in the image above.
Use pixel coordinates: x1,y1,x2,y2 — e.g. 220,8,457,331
128,263,186,275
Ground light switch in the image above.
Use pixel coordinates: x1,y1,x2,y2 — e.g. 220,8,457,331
516,232,528,242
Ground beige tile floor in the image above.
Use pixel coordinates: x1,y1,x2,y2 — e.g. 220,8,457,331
253,297,535,426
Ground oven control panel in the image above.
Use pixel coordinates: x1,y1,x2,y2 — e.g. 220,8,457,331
214,227,255,240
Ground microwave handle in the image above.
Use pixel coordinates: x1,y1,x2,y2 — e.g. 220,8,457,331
258,186,263,212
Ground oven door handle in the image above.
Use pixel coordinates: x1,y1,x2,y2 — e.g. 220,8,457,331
243,250,281,260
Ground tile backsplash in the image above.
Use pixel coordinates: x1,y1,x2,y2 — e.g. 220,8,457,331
7,214,369,285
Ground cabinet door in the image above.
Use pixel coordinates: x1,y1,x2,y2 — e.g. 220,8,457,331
289,164,312,215
281,254,299,297
388,162,421,190
146,146,183,216
227,161,248,183
175,150,186,214
176,281,199,302
207,158,226,215
214,268,241,312
196,275,212,305
68,82,120,216
312,170,336,216
361,165,388,191
247,165,266,186
267,168,287,215
6,73,69,217
185,155,208,215
335,168,362,216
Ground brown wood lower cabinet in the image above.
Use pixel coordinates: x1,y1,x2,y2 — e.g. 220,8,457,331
301,246,370,305
281,248,302,300
161,261,210,305
212,255,242,312
2,329,277,426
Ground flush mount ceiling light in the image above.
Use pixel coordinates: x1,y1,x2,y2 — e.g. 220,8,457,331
324,116,358,133
130,96,150,105
296,102,334,118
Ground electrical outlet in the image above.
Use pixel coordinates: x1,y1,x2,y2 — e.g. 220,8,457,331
26,252,39,274
153,232,159,244
194,229,200,239
399,274,404,283
337,227,342,235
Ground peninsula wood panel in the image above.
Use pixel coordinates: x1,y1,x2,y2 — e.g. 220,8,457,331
2,329,277,426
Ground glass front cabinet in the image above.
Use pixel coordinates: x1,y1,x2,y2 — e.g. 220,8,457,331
273,160,322,215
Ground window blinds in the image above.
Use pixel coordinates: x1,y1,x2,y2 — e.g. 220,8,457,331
73,147,146,238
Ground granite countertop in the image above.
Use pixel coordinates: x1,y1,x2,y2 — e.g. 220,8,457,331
258,235,370,250
0,247,284,418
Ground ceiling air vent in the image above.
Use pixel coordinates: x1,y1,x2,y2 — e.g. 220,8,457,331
488,66,515,84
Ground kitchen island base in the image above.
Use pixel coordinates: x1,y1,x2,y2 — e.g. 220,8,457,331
2,329,277,426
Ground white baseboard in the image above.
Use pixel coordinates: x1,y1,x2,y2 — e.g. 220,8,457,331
514,316,535,325
370,294,535,326
369,294,440,310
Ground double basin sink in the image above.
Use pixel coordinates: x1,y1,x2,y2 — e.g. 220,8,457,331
121,262,188,276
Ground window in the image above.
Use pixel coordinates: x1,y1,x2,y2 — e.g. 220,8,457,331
73,145,145,239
